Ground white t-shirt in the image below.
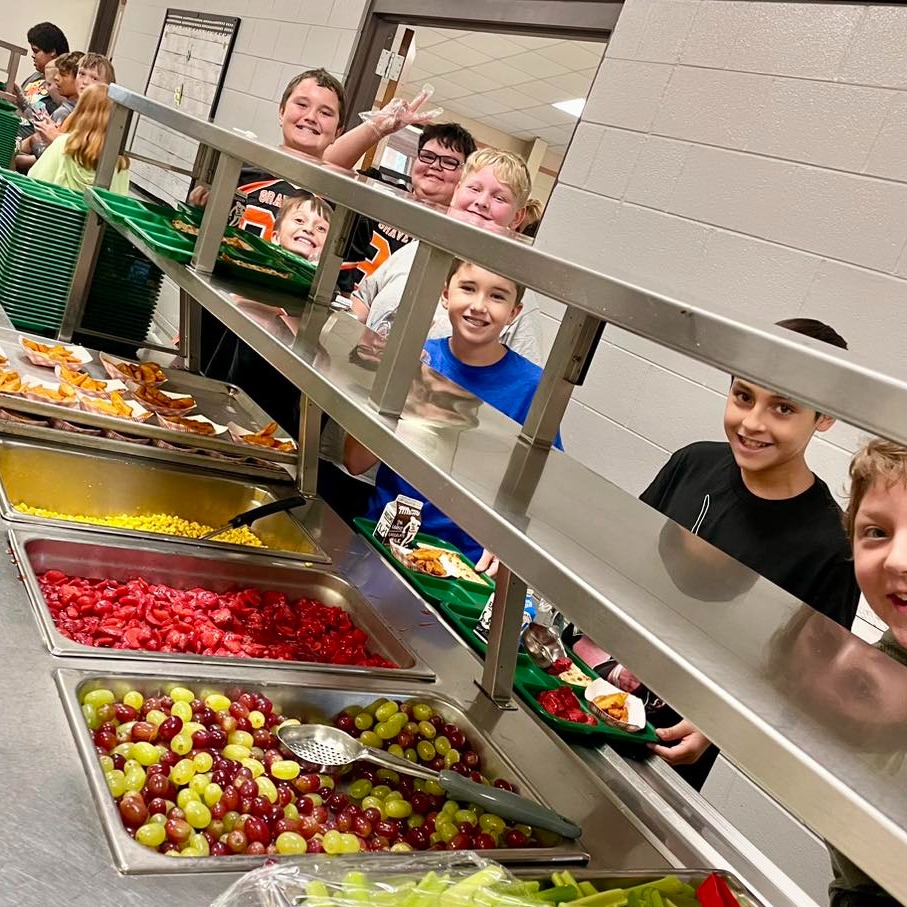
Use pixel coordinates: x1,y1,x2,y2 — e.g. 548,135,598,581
354,240,544,364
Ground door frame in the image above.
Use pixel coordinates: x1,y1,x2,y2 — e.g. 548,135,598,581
342,0,622,132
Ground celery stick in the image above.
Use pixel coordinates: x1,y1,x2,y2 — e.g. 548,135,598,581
560,890,627,907
304,879,332,907
535,884,579,903
551,874,566,889
560,872,581,891
401,872,446,907
343,871,370,904
439,866,508,907
578,883,598,898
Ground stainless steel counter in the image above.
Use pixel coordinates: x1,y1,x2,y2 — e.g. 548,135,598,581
0,495,677,907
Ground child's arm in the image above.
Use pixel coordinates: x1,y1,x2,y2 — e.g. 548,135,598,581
647,719,711,766
343,432,379,476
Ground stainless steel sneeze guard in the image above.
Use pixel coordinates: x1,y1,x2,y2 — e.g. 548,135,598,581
0,437,327,563
10,526,433,681
55,668,588,874
56,84,907,903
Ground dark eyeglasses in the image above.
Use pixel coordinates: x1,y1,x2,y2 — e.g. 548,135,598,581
417,149,463,171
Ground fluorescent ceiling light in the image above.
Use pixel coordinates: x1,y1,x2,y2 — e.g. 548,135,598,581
553,97,585,117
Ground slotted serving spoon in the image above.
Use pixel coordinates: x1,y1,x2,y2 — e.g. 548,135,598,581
276,723,581,838
523,622,570,673
199,493,308,541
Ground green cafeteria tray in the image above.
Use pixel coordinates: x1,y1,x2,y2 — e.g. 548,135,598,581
434,597,658,745
354,516,494,602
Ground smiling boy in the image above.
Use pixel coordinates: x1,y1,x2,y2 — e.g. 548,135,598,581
344,259,560,561
273,191,331,262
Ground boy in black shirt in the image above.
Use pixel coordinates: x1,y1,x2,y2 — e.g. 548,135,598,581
574,318,860,786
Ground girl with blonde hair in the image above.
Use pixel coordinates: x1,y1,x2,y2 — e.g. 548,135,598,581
29,83,129,194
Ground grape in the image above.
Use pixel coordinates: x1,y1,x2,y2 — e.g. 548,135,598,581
81,703,100,730
479,813,506,836
171,733,193,756
227,730,254,749
193,751,213,773
417,721,436,740
204,693,231,712
339,833,361,853
276,831,307,854
256,776,278,803
157,716,182,742
226,829,246,853
270,759,300,781
241,758,264,779
129,742,159,766
169,686,195,703
119,792,149,827
449,832,472,850
184,800,212,829
146,709,167,727
434,736,451,756
177,789,201,809
322,829,342,854
105,769,127,798
412,703,433,722
454,809,477,826
123,690,144,711
136,822,166,848
244,815,271,845
171,759,196,786
504,828,528,848
123,763,146,792
171,701,193,723
474,832,497,849
84,689,115,708
203,783,223,806
222,744,251,762
374,701,399,722
444,749,460,769
385,799,412,819
416,741,436,761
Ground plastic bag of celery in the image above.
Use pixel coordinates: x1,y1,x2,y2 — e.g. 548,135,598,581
208,854,715,907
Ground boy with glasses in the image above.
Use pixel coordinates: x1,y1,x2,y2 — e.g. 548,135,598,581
338,123,477,295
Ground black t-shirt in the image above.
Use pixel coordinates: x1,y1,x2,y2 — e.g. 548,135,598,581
640,441,859,628
336,167,415,295
227,166,299,242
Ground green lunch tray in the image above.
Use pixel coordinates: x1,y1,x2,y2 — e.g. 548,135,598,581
354,516,495,603
92,187,177,226
123,215,195,263
433,596,658,745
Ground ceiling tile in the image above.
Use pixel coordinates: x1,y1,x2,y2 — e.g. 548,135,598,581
506,51,569,79
481,85,542,111
547,71,596,96
448,92,510,118
471,59,537,88
421,74,481,101
412,27,448,48
538,40,604,71
407,51,461,77
512,79,570,105
447,68,500,94
521,103,579,127
428,40,493,67
506,35,561,50
456,31,527,58
533,124,577,145
495,109,549,133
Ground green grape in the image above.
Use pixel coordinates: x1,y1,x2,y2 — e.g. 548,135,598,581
203,783,223,806
171,733,193,756
405,721,420,736
339,833,360,854
241,758,264,778
123,690,144,711
417,720,436,739
364,698,390,716
407,814,424,828
136,822,166,848
305,793,323,808
436,820,457,843
359,731,382,749
145,709,167,727
276,831,307,854
185,800,212,829
193,752,213,773
81,703,100,731
424,780,445,797
178,788,201,809
384,790,403,802
353,712,373,731
171,758,196,786
479,813,506,835
221,744,250,761
515,823,533,838
124,763,146,792
188,832,210,856
168,686,195,702
204,693,231,712
416,741,436,761
404,748,419,763
149,812,167,826
374,721,396,740
317,774,334,790
256,776,278,803
376,769,399,784
454,809,478,826
98,755,114,773
170,701,193,723
434,736,451,756
83,688,115,708
223,811,240,832
370,785,391,800
385,799,412,819
360,796,385,817
129,742,159,766
322,829,342,855
105,769,126,798
444,749,461,769
283,802,299,820
271,760,300,781
248,709,265,729
112,742,132,759
189,775,210,796
429,831,445,846
347,779,372,800
441,800,459,816
387,744,405,759
227,730,254,749
374,701,399,722
412,703,433,721
343,705,363,717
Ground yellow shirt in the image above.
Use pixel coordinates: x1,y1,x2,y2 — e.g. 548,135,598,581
29,134,130,195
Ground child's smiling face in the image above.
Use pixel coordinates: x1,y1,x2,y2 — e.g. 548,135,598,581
853,477,907,649
275,200,329,261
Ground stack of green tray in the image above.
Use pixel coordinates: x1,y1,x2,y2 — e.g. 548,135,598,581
353,515,658,746
0,101,18,169
0,172,87,333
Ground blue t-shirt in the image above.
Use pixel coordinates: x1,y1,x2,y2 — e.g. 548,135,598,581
366,338,563,562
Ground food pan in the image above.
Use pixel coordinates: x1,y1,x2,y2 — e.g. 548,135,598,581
11,527,432,680
56,668,588,874
0,437,327,563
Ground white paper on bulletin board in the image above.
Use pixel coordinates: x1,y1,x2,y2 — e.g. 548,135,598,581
128,8,240,206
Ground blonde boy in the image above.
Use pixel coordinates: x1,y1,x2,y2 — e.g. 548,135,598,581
273,192,331,262
350,148,541,363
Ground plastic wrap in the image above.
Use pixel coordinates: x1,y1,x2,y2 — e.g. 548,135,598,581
210,854,536,907
359,86,443,138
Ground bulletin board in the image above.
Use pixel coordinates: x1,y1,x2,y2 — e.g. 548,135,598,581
128,8,240,205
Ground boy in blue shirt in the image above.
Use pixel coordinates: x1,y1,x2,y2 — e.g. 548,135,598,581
344,258,560,565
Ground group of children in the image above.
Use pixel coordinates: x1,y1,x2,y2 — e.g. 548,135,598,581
12,22,125,194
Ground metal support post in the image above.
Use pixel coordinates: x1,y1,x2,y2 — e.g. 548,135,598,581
191,151,242,274
520,307,604,449
479,566,527,706
369,243,453,416
59,103,133,341
493,441,552,519
309,205,356,306
297,394,323,497
179,288,202,372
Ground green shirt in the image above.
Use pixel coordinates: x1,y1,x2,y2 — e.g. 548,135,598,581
828,631,906,906
28,134,130,195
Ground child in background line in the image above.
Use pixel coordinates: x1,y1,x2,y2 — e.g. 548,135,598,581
272,192,332,262
15,52,85,171
824,438,907,907
29,84,130,194
15,21,69,128
344,258,561,566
